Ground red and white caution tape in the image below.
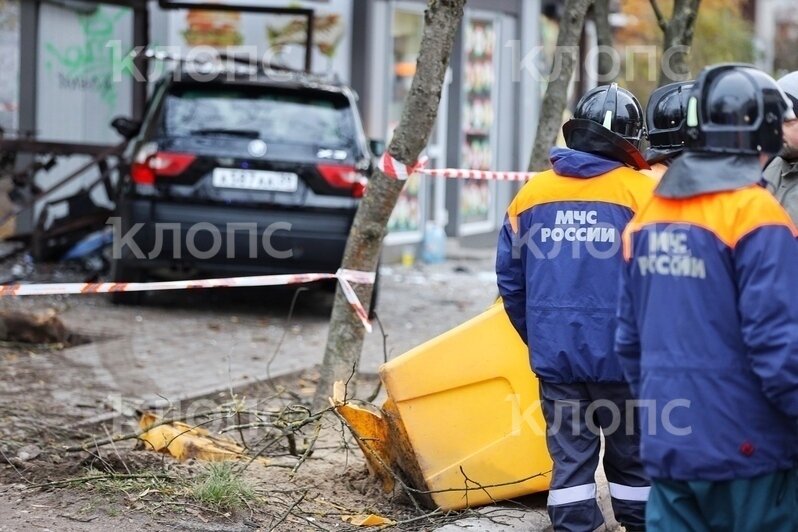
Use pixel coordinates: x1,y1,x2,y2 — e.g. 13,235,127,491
378,152,536,182
0,268,377,332
377,153,429,181
418,168,535,181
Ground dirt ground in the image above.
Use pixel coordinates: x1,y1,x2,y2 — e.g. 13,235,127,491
0,251,534,531
0,250,623,531
0,370,486,532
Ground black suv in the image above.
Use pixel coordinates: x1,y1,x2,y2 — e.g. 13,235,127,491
111,69,374,304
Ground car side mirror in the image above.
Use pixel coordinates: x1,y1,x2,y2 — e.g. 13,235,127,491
369,139,386,157
111,117,142,140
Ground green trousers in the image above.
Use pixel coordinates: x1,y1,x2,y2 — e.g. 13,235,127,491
647,469,798,532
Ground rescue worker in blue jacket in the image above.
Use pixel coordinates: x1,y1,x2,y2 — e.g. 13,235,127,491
616,64,798,531
642,81,693,180
497,83,655,531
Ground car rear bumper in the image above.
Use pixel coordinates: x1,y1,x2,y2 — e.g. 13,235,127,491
114,199,353,274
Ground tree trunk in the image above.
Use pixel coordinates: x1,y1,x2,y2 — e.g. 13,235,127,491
651,0,702,85
527,0,595,172
593,0,615,82
312,0,467,409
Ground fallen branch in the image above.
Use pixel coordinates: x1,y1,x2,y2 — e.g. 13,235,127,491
365,312,389,403
26,472,172,490
240,406,334,471
64,408,234,452
291,421,321,475
265,287,308,393
268,491,307,532
65,404,287,453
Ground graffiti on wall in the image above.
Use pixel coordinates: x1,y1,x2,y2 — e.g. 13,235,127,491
44,7,126,109
0,0,20,131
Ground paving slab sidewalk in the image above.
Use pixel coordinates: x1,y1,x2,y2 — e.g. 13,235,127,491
1,254,499,415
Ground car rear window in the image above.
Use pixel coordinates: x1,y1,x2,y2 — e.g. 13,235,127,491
162,84,357,148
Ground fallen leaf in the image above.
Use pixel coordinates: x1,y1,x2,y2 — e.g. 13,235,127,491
342,514,396,526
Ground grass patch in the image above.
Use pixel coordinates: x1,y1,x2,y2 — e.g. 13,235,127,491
188,462,255,511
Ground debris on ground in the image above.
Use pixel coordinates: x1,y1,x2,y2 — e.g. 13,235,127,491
15,443,41,462
137,412,268,464
331,381,435,508
0,255,529,530
0,308,79,345
342,513,397,526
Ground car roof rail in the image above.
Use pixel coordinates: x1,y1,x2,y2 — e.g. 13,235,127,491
134,47,342,86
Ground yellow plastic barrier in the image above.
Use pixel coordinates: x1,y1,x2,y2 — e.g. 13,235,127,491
378,303,552,510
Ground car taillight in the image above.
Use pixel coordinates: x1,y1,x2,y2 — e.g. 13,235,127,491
149,152,196,176
316,164,368,198
131,162,155,185
131,144,196,185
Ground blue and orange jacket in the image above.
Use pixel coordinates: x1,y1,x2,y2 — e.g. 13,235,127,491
496,147,656,383
616,184,798,481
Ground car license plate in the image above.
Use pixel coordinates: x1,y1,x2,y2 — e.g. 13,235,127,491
212,168,298,192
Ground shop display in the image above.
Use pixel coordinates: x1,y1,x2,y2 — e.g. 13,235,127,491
183,9,244,47
387,9,426,237
460,17,496,226
170,1,351,76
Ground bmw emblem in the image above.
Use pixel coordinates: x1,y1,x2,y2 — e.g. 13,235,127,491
248,140,268,157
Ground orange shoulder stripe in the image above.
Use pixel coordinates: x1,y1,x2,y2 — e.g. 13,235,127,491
507,167,656,233
623,185,797,257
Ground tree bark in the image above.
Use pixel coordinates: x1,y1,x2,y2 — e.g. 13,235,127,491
593,0,615,82
312,0,467,409
651,0,702,85
527,0,595,172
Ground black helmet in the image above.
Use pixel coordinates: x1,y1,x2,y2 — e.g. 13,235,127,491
646,81,693,151
684,64,796,155
777,71,798,110
562,83,649,169
571,83,645,146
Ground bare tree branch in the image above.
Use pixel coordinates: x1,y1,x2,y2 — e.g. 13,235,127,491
649,0,669,33
527,0,595,171
655,0,702,85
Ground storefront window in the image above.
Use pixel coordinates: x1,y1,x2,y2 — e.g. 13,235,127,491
0,0,20,132
459,16,496,229
387,8,425,238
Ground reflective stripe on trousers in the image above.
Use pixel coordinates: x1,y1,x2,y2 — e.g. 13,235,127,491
540,380,649,531
547,483,597,506
609,482,650,502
